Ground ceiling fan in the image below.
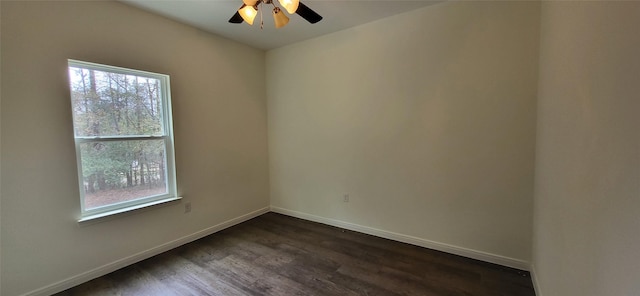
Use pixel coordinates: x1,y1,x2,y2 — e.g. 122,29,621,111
228,0,323,29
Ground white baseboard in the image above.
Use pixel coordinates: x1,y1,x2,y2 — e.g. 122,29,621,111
270,206,530,271
22,207,270,296
530,264,543,296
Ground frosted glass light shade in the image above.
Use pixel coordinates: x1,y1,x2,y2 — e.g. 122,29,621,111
242,0,258,6
273,7,289,28
239,5,258,25
278,0,299,14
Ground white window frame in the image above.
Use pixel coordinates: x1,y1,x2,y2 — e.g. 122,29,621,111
68,60,179,221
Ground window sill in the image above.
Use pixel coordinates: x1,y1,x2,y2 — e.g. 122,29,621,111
78,196,182,224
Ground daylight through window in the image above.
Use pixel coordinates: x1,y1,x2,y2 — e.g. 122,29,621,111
68,60,178,220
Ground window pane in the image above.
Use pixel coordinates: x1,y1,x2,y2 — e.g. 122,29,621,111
69,67,164,137
80,139,168,210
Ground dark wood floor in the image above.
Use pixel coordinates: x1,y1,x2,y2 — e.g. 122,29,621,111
55,212,535,296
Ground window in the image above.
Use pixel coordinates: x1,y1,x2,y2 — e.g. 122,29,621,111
68,60,178,220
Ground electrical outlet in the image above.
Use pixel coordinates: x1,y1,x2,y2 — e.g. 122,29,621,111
343,194,349,202
184,202,192,213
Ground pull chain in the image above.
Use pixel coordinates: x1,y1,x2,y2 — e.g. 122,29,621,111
260,4,264,29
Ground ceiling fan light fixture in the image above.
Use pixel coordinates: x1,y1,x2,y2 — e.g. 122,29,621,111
238,5,258,25
278,0,299,14
228,0,321,27
272,7,289,28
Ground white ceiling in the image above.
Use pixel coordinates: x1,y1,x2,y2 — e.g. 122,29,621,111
121,0,443,50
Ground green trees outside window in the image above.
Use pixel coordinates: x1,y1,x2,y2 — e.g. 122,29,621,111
68,60,177,217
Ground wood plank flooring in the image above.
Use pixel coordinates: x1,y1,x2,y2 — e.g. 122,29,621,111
55,212,536,296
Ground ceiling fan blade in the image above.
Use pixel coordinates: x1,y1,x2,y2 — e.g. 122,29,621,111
228,4,245,23
296,2,322,24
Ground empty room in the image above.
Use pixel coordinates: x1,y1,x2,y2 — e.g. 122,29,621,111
1,0,638,295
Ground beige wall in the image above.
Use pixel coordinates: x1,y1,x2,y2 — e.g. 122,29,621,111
533,1,640,295
0,1,269,295
267,1,539,265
